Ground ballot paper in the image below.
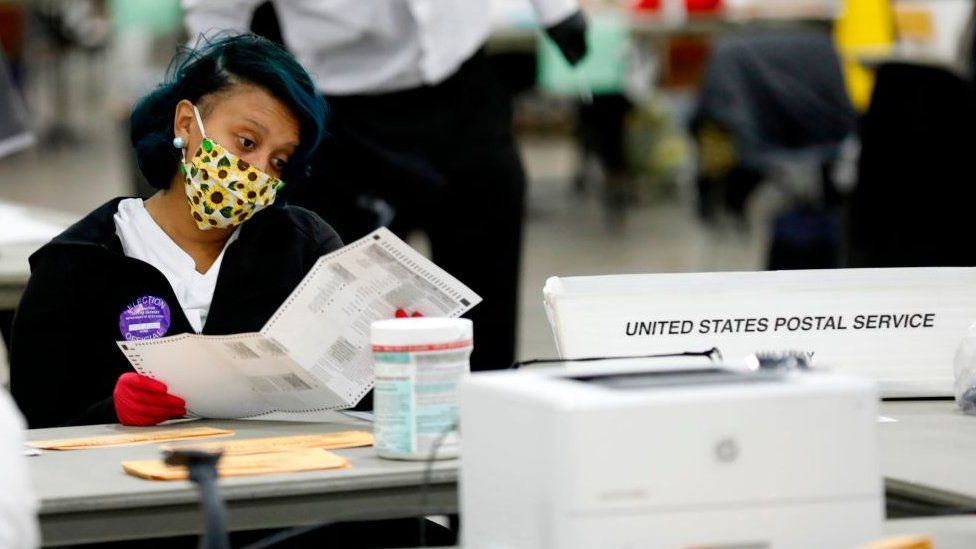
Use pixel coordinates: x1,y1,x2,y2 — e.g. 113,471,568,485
159,431,373,456
27,427,233,451
122,448,349,480
117,228,481,419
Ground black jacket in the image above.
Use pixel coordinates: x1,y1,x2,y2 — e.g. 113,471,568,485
10,197,343,428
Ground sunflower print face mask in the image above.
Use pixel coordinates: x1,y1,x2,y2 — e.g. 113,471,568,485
179,104,285,230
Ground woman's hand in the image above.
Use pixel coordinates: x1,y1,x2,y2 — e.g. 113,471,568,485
113,373,187,426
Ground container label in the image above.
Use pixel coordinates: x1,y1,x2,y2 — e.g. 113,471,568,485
373,364,415,455
373,343,471,459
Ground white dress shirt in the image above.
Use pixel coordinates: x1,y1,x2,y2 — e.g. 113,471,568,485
182,0,579,95
114,198,239,333
0,389,39,549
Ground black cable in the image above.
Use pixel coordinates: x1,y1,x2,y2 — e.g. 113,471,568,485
882,396,954,402
509,347,724,369
418,422,459,548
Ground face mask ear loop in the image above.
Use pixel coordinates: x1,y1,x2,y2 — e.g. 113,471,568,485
191,104,208,140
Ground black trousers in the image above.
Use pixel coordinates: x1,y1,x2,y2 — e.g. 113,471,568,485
294,50,525,372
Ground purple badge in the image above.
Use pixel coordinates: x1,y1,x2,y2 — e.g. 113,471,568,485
119,295,171,340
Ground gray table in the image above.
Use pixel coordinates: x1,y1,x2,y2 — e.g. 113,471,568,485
879,401,976,510
27,414,458,546
29,401,976,546
0,200,74,309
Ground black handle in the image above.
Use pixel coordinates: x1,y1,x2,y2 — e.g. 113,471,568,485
165,449,230,549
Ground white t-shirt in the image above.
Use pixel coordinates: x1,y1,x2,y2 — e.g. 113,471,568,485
182,0,577,95
113,198,239,333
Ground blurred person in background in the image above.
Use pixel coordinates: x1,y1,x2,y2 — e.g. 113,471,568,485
691,28,856,271
183,0,588,373
106,0,187,198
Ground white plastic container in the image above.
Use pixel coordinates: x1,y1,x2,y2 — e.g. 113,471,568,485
371,317,472,461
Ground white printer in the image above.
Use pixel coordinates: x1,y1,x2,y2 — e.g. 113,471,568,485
460,365,882,549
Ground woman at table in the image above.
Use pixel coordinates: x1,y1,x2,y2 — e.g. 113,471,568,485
9,34,339,429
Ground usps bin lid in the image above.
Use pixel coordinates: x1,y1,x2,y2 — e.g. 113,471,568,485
371,317,473,347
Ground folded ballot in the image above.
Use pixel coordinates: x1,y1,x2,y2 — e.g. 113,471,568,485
123,448,350,480
117,228,481,420
544,268,976,397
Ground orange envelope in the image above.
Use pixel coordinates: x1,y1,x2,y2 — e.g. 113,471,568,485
122,448,350,480
160,431,373,456
28,427,234,450
857,535,931,549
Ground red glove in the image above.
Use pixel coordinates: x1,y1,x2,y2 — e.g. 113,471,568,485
394,308,423,318
113,373,187,426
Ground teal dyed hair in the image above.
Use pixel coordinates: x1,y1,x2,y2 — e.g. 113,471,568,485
130,33,328,191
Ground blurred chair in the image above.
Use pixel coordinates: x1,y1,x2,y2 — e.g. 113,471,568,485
691,28,857,269
847,62,976,267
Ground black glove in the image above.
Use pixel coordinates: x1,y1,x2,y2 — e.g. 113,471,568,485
545,10,588,66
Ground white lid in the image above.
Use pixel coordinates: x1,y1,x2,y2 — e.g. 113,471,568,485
371,317,473,346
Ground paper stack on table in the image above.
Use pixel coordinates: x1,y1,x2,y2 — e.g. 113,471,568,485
159,431,374,455
123,448,350,480
28,427,233,450
125,431,373,480
117,228,482,420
